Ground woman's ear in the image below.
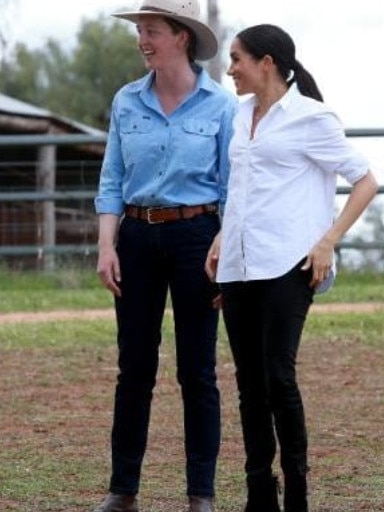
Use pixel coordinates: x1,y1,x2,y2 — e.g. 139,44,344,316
263,54,274,70
179,29,190,52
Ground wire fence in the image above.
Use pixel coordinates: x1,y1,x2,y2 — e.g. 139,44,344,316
0,132,383,271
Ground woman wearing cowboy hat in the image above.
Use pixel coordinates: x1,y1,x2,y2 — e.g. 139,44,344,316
93,0,237,511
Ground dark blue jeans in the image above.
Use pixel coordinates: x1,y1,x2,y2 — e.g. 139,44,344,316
220,259,314,509
109,213,221,497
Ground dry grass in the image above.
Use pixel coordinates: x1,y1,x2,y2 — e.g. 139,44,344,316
0,313,383,511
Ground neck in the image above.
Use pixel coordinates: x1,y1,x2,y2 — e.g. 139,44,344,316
154,61,196,97
152,62,197,115
255,81,289,115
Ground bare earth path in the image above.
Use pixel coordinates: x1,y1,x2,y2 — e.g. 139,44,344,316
0,302,382,324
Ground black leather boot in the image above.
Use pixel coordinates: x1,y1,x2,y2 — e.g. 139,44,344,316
283,471,309,512
282,460,310,512
244,474,281,512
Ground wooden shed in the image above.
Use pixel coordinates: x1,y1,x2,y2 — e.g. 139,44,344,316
0,94,107,269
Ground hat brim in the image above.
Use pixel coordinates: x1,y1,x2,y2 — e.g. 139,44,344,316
112,10,218,60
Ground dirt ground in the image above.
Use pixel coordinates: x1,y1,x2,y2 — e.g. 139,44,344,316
0,302,382,324
0,305,383,511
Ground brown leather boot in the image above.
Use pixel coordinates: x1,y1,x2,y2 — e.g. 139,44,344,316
188,495,214,512
92,493,138,512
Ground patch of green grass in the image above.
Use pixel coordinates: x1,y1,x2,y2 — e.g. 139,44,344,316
304,312,384,348
0,268,383,313
0,289,113,313
0,319,116,349
1,449,103,511
0,310,382,351
0,265,100,289
0,266,113,312
314,269,384,303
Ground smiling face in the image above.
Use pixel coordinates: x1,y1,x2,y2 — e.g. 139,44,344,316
136,15,190,70
227,37,267,96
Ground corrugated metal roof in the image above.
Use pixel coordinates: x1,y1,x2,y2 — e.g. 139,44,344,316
0,93,51,118
0,93,106,136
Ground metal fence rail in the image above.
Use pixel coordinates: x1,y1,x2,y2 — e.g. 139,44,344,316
0,131,383,269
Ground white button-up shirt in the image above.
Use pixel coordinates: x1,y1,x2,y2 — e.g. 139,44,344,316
217,84,369,290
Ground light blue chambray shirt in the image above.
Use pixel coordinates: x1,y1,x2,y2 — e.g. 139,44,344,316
95,64,238,217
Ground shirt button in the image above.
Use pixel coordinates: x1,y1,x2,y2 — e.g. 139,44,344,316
161,145,165,150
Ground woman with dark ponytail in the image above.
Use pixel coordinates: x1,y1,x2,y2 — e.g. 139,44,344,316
237,24,324,102
205,24,378,512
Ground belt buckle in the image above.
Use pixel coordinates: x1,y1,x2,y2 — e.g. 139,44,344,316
146,207,164,224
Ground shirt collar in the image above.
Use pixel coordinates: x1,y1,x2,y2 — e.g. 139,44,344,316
278,82,300,110
251,82,300,113
128,64,216,96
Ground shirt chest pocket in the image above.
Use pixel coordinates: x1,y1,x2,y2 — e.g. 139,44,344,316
119,114,154,163
182,119,219,137
120,114,153,135
180,120,220,167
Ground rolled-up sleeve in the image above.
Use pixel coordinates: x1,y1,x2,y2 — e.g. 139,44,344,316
305,111,369,185
217,98,238,215
94,99,125,216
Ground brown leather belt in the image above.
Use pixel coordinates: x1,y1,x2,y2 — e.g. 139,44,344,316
124,203,218,224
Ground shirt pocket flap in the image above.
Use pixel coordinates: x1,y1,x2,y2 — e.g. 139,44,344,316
120,114,153,134
182,119,219,137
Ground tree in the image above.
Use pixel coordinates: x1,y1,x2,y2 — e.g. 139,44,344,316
57,17,146,128
0,43,46,103
0,0,11,61
0,15,146,130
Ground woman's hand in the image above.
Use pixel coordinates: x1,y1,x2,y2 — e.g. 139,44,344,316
96,214,121,296
301,237,334,289
205,233,222,309
97,245,122,297
205,232,221,282
212,293,223,310
302,170,378,289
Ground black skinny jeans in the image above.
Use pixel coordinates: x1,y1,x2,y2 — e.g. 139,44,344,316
109,213,221,497
220,259,314,483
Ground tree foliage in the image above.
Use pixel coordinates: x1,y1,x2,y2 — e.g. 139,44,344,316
0,16,146,130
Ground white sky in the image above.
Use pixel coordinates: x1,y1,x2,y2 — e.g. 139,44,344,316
2,0,384,132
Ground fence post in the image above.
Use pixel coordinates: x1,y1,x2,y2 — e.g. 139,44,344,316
36,144,57,271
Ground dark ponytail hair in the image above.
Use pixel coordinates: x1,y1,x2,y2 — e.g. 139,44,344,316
237,24,323,102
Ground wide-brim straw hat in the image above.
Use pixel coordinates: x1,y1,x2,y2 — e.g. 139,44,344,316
112,0,218,60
